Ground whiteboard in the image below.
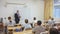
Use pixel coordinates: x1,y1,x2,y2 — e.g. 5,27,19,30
6,4,31,23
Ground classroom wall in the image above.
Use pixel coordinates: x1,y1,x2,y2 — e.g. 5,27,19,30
0,0,44,23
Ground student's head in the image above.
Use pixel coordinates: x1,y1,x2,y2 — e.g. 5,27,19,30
33,17,36,20
25,19,28,23
49,28,59,34
37,20,42,26
8,17,11,21
51,18,54,20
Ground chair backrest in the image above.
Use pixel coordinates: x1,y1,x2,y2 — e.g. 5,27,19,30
0,23,3,29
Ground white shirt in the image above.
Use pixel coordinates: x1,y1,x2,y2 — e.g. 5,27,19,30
22,23,32,30
48,19,55,27
33,20,37,23
7,20,16,26
3,18,7,26
33,20,37,27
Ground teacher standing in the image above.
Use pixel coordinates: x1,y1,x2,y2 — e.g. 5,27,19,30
14,10,21,24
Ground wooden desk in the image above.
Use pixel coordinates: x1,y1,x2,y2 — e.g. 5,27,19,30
7,26,22,30
15,24,21,26
13,30,32,34
7,24,21,30
7,26,14,30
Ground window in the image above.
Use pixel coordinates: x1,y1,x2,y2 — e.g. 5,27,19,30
53,0,60,18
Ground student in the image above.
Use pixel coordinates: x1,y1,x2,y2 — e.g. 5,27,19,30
48,18,55,27
3,17,7,34
49,28,59,34
22,19,32,30
32,20,45,34
0,18,3,23
33,17,37,23
0,21,4,34
33,17,37,27
7,17,15,26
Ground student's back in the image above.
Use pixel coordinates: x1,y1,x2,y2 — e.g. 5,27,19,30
7,17,15,26
23,23,31,30
32,20,45,34
33,26,45,34
48,18,55,28
7,20,15,26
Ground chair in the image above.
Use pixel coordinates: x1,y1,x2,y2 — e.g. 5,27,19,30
0,23,4,34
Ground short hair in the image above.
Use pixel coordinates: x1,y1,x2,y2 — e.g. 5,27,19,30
8,17,11,20
33,17,36,20
51,18,54,20
49,28,59,34
25,19,28,23
37,20,42,26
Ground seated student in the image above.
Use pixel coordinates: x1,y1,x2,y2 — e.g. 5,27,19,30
22,19,32,30
7,17,16,26
32,20,46,34
0,22,4,33
48,17,55,28
33,17,37,27
49,28,59,34
33,17,37,23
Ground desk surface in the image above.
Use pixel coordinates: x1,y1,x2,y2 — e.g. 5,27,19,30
7,26,22,30
13,30,32,34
